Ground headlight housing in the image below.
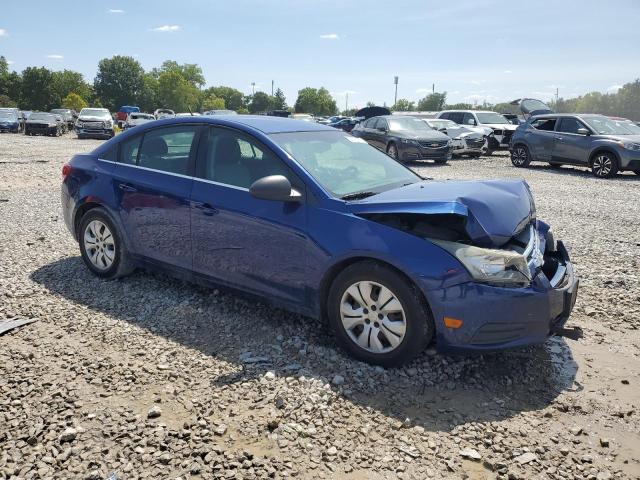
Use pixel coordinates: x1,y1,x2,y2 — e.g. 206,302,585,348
400,138,419,145
622,141,640,151
432,240,532,287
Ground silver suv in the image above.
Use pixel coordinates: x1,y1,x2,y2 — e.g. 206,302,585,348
509,114,640,178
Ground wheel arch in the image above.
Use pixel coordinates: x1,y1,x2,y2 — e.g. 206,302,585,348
73,200,130,250
588,147,620,166
317,255,434,325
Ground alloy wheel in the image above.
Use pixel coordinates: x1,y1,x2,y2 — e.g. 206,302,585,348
340,281,407,354
512,147,528,166
592,155,612,177
83,220,115,270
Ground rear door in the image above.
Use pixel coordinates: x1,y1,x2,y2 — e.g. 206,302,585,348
113,124,202,269
553,117,592,164
370,118,388,150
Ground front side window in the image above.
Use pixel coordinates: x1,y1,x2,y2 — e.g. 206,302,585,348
387,117,430,131
270,131,420,198
462,113,477,126
476,112,509,124
138,125,199,175
200,127,293,189
556,117,587,134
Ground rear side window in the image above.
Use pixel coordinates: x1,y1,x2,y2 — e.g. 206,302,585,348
556,117,586,134
531,118,557,131
138,125,199,175
449,112,464,124
119,134,142,165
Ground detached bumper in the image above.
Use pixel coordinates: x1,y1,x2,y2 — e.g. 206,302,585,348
426,240,579,353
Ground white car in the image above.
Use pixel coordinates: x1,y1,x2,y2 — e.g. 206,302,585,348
124,112,156,129
154,109,175,119
423,118,488,157
437,110,517,153
75,108,114,139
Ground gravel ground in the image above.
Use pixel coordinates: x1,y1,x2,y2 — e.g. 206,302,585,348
1,132,639,480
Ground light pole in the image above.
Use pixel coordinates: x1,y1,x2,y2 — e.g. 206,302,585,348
345,92,349,113
393,76,398,107
251,82,255,95
271,80,274,96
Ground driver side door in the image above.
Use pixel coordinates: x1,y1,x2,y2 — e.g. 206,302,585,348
190,126,315,306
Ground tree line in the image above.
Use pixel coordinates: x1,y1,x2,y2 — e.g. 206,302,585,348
0,55,339,115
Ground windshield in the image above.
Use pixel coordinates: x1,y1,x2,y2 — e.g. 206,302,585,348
0,112,17,120
80,109,110,118
426,119,456,129
610,119,640,134
269,131,420,197
583,116,634,135
29,113,54,121
388,117,431,131
476,112,509,124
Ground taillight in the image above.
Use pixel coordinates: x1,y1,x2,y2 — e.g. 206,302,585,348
61,164,72,180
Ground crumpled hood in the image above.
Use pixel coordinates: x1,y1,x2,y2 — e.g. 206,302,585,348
78,115,111,122
350,179,535,247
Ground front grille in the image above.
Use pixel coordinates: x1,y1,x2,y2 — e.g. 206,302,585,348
465,138,484,148
418,140,448,149
83,121,104,128
28,123,50,129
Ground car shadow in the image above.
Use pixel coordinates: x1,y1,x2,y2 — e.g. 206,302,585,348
523,163,640,181
31,256,580,433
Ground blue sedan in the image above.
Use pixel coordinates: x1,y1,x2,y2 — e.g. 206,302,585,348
61,115,578,366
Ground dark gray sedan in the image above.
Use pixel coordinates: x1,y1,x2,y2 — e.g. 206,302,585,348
509,114,640,178
351,116,452,163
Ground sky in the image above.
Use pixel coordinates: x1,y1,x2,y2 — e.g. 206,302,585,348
1,0,639,109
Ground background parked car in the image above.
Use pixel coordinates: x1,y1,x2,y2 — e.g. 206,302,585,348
0,109,22,133
204,109,237,116
75,108,115,139
116,106,140,127
124,112,156,129
423,118,486,157
437,110,517,153
503,114,523,125
510,113,640,178
25,112,63,136
609,116,640,134
352,115,451,163
50,109,75,130
328,117,359,132
154,108,175,119
290,113,315,122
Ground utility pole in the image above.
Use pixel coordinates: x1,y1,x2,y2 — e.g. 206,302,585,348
345,92,349,113
251,82,255,95
555,87,559,105
271,80,274,96
432,83,435,94
394,76,398,107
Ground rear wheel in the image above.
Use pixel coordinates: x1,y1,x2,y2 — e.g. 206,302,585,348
591,152,619,178
434,157,448,164
327,261,434,367
78,208,135,279
511,145,531,167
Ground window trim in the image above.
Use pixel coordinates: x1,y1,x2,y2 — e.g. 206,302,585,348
555,117,592,136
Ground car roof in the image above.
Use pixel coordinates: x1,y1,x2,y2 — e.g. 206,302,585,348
145,114,333,134
440,110,496,114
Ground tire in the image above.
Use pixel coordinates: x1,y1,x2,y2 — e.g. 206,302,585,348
511,144,531,167
78,208,135,279
327,261,434,367
387,143,399,160
634,170,640,176
434,157,448,164
591,151,619,178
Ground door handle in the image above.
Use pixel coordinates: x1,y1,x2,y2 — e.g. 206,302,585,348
118,183,137,192
191,201,218,216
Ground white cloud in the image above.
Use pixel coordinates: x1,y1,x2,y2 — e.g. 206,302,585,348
607,85,622,92
469,80,482,85
7,60,14,65
152,25,181,33
503,70,513,74
319,33,339,40
416,88,431,94
108,9,124,13
46,54,64,60
0,28,8,37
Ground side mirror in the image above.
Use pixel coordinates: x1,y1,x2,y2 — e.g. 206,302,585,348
577,127,590,136
466,119,476,125
249,175,302,202
438,128,447,133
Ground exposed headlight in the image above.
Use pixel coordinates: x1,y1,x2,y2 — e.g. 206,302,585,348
432,240,532,287
622,141,640,151
400,138,419,145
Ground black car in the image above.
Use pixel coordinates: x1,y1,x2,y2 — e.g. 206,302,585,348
329,117,359,132
351,115,452,163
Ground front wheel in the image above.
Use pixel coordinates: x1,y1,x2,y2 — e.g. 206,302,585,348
79,208,135,279
328,261,434,367
387,143,399,160
591,152,619,178
511,145,531,167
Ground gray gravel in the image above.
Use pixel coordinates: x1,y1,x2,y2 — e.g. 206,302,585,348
1,133,639,480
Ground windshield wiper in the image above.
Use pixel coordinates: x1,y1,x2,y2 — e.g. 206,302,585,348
341,191,377,201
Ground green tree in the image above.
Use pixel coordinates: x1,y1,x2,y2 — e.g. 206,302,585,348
152,61,205,88
417,92,447,111
94,56,145,111
62,92,88,111
273,88,287,110
205,86,245,111
294,87,337,115
248,91,275,113
392,99,415,111
201,93,225,111
366,101,376,107
51,70,91,107
137,74,159,113
20,67,56,110
0,56,21,105
0,94,16,107
445,102,474,110
157,70,199,112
